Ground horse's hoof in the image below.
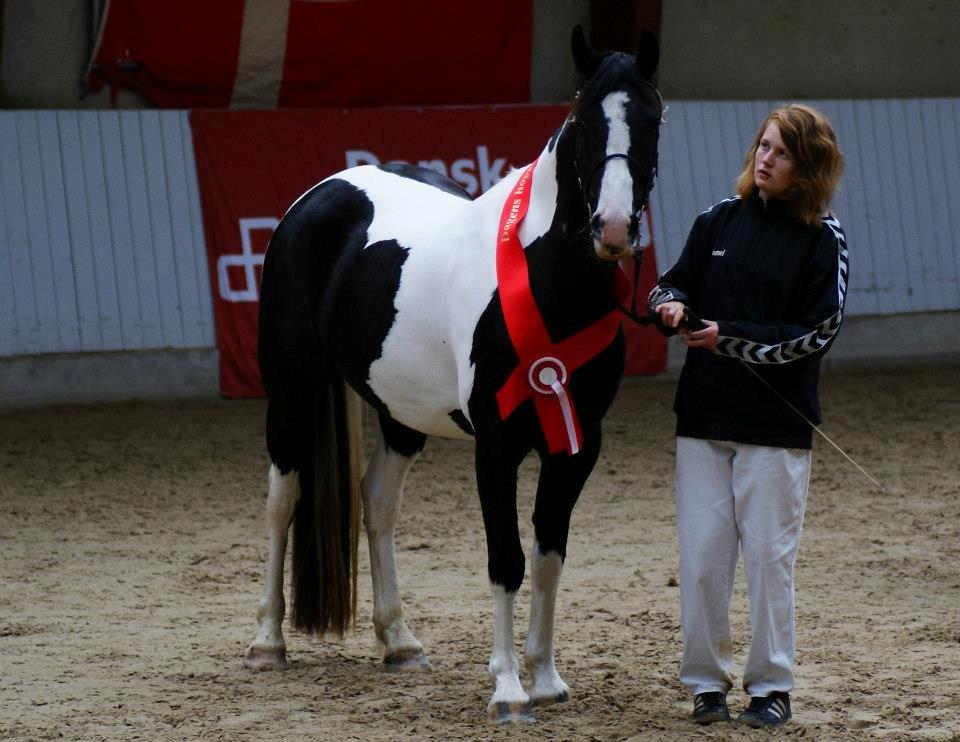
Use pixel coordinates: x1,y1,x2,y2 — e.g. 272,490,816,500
531,689,570,707
487,701,536,724
244,646,288,670
383,649,431,672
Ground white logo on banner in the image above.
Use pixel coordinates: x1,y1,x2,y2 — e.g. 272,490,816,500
345,145,508,196
217,217,279,302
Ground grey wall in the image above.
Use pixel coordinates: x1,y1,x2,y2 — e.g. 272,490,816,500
659,0,960,99
0,110,213,356
530,0,592,103
0,0,147,108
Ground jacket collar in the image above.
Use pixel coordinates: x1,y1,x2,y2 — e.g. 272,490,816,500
748,187,790,217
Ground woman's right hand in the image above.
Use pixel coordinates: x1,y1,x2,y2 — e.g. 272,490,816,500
656,300,687,329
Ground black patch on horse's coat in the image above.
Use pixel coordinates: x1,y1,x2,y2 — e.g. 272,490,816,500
323,237,411,416
380,413,427,457
259,177,413,426
259,178,377,469
378,163,473,200
449,409,475,437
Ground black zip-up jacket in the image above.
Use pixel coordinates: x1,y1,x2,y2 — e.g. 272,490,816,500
648,191,849,449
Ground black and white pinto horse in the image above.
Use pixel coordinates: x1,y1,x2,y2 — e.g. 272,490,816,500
245,27,663,722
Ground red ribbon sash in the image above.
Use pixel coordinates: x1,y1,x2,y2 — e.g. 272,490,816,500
495,161,627,455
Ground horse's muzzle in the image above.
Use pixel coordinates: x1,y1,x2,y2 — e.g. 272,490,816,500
592,212,641,260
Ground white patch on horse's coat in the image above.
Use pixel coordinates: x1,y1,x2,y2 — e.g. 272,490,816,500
362,430,424,655
488,584,530,709
595,92,633,244
246,465,299,662
519,156,560,249
334,160,557,438
524,546,570,703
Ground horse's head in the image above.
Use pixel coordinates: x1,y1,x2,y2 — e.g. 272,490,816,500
568,25,663,261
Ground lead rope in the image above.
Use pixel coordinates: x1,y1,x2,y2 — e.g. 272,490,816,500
613,246,655,325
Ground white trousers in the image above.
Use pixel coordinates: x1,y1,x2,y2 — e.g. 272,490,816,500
675,436,811,697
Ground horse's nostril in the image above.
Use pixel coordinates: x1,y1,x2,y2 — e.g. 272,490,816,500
590,216,604,242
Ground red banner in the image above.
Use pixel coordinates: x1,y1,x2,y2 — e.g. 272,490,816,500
86,0,532,109
190,106,665,397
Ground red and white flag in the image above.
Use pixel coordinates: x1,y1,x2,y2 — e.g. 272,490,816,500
85,0,534,108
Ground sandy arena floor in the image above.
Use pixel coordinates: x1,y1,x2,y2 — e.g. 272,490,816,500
1,364,958,740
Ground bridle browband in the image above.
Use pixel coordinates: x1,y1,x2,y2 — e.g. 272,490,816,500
569,82,665,325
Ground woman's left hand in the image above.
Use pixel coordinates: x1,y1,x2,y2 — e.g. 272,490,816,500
679,320,719,350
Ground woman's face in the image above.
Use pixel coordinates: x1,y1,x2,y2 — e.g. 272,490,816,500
754,122,795,200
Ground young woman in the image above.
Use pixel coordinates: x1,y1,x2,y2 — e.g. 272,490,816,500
648,104,846,727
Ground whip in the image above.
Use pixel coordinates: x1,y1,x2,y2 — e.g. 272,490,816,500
681,307,887,492
735,358,886,492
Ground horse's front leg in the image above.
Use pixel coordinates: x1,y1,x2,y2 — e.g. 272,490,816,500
476,443,534,723
525,433,601,706
363,419,430,671
245,464,299,669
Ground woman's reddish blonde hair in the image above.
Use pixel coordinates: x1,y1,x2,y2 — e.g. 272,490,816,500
736,104,844,226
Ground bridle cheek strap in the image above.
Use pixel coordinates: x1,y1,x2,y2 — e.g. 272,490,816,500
495,161,629,456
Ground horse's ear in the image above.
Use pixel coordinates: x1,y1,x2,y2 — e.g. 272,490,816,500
635,28,660,80
571,24,602,78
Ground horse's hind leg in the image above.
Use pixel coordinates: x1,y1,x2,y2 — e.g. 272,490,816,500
245,464,299,669
363,415,430,671
524,436,602,706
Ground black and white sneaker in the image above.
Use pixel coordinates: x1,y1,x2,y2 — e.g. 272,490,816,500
738,690,791,727
692,691,730,724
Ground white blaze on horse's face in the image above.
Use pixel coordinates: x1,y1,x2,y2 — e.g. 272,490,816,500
594,91,636,261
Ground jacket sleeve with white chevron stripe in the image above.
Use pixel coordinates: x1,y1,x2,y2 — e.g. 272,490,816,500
714,212,848,364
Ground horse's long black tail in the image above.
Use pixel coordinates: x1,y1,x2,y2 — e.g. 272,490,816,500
259,210,363,638
288,378,363,637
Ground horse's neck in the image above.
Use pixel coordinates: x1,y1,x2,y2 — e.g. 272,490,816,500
520,141,619,325
519,144,561,241
520,137,587,240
